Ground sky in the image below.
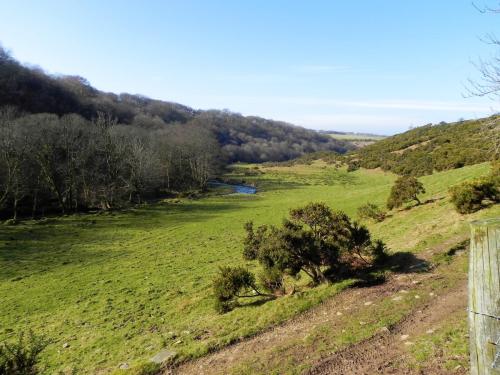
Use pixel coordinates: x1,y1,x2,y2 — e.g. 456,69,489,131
0,0,499,134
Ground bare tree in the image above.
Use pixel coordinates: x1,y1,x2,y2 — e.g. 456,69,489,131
480,116,500,160
0,107,19,210
468,2,500,160
93,112,126,210
468,2,500,98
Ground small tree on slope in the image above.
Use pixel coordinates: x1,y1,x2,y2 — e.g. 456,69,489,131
387,176,425,210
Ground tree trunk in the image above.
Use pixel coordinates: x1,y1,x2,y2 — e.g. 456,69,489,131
13,196,18,221
31,188,38,219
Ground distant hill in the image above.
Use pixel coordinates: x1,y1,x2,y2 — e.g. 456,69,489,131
319,130,386,140
350,116,499,176
319,131,387,148
0,47,352,163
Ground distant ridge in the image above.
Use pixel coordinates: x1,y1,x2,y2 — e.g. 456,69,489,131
350,116,499,175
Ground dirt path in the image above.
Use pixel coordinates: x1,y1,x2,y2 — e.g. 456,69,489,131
165,235,468,375
306,282,466,375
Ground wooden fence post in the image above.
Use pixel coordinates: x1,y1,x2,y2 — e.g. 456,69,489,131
469,218,500,375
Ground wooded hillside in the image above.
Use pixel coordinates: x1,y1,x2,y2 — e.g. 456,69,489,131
0,47,351,164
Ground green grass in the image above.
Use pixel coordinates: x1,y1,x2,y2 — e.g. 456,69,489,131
408,310,469,372
0,162,497,373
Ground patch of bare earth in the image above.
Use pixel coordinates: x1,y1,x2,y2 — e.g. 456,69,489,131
164,236,468,375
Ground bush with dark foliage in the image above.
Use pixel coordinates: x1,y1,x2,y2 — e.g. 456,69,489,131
212,266,265,313
449,163,499,214
357,203,386,222
387,176,425,210
245,203,387,284
0,331,49,375
214,202,389,313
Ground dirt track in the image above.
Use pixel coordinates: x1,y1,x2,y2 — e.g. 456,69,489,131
307,282,466,375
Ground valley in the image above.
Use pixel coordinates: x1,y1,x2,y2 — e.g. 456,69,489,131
1,161,497,374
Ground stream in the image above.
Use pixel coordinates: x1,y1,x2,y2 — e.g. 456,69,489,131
208,181,257,194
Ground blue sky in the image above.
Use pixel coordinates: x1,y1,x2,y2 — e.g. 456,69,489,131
0,0,498,134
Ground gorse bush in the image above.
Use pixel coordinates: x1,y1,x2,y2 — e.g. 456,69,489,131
0,331,49,375
258,267,285,295
387,176,425,210
357,203,386,222
214,202,389,313
449,164,499,214
346,160,360,172
246,203,389,283
371,239,390,266
212,266,266,313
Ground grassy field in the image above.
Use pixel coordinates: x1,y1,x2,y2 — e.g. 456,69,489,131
0,161,498,374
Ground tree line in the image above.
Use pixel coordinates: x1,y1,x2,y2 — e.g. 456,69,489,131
0,107,222,220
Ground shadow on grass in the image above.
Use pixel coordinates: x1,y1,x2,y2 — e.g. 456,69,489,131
400,196,446,211
432,240,469,265
252,178,309,192
382,251,431,273
0,200,246,280
238,296,277,309
349,251,431,289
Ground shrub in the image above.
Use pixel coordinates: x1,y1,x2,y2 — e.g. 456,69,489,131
346,160,360,172
370,239,390,265
0,331,49,375
212,266,263,313
347,221,372,264
387,176,425,210
243,221,267,261
258,267,285,295
244,202,387,285
357,203,386,222
449,178,498,214
217,203,392,312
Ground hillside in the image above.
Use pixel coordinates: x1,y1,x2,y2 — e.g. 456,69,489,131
350,116,499,176
0,48,351,163
1,161,497,373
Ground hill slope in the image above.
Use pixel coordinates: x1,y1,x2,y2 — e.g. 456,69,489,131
351,116,499,175
0,47,351,163
0,162,497,373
